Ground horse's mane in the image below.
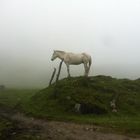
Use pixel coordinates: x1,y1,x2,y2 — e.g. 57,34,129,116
55,50,65,53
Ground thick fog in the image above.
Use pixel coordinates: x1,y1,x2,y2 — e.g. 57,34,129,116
0,0,140,88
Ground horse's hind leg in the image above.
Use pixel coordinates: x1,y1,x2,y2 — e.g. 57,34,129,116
66,63,71,77
87,64,90,75
83,63,88,77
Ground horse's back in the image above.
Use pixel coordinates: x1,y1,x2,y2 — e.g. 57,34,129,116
66,52,91,60
66,52,90,57
82,53,91,60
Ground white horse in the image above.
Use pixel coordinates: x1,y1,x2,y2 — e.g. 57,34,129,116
51,50,92,77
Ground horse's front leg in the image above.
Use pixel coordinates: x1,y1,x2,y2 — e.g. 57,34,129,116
66,63,71,77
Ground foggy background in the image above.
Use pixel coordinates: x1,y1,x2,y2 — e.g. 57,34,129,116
0,0,140,88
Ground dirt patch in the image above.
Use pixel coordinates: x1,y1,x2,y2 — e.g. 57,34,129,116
0,107,140,140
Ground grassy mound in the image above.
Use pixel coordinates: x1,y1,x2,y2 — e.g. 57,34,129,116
26,75,140,116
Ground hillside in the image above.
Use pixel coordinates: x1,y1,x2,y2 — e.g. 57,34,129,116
27,75,140,116
0,81,140,139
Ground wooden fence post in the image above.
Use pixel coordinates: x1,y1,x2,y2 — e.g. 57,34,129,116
56,59,64,82
49,68,56,86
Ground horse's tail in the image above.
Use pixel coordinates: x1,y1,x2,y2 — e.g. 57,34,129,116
82,53,92,75
88,56,92,72
89,56,92,69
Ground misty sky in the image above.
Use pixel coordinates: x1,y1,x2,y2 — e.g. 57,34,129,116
0,0,140,88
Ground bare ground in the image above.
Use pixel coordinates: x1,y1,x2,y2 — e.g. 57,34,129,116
0,108,140,140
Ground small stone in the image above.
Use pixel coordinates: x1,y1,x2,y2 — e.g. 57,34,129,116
85,127,90,131
74,103,81,113
112,108,117,112
12,132,16,135
110,100,116,108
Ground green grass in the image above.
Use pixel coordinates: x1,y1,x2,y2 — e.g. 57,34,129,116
26,76,140,115
0,76,140,136
0,89,37,108
23,76,140,135
0,116,13,139
61,114,140,135
0,89,39,139
0,116,40,140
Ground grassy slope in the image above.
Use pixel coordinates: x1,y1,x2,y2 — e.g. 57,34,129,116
24,76,140,135
0,89,38,139
27,76,140,115
0,76,140,135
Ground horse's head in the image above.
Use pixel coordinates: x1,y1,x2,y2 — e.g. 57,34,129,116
51,50,58,61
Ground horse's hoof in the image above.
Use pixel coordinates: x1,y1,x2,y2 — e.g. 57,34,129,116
67,75,71,79
84,75,88,78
